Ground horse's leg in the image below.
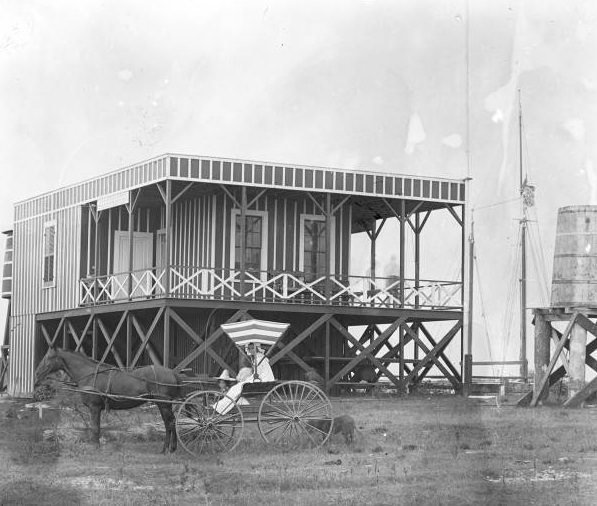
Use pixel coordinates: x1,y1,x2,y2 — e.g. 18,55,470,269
156,402,177,453
88,402,103,448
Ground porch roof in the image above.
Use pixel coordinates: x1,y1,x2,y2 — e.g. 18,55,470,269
14,153,466,222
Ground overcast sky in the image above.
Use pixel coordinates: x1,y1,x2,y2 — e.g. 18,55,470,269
1,0,596,370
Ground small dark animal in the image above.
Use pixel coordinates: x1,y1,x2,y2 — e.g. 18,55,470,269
311,414,357,444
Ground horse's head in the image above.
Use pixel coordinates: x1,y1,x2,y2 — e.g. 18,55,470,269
34,348,65,386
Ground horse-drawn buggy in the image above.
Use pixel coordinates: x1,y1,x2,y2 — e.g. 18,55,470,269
35,319,334,456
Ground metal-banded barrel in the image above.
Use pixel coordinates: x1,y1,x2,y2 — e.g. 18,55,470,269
551,206,597,308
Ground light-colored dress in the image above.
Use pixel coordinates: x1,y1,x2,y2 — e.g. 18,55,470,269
215,353,274,414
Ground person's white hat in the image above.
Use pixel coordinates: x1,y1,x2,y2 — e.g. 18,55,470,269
217,369,235,381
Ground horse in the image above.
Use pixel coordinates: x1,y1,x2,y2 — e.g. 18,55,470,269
35,348,182,453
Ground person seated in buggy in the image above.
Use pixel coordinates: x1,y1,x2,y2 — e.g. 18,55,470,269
215,342,274,413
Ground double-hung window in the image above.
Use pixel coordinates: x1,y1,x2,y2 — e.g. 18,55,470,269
299,215,335,282
43,221,56,286
231,210,268,278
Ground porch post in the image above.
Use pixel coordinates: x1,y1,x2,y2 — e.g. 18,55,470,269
127,192,134,300
165,180,172,296
92,316,97,360
370,218,376,287
399,200,406,308
93,207,101,303
325,193,332,303
126,312,132,367
163,306,170,368
415,212,420,309
240,186,247,298
325,321,330,391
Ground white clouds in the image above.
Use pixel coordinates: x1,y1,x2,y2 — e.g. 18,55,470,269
404,112,426,155
442,134,462,149
563,118,586,142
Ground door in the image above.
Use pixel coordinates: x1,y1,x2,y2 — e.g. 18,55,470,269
155,229,167,295
113,231,154,299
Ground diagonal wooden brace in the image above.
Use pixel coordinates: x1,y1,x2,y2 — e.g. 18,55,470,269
174,310,248,372
328,318,404,388
329,317,402,387
269,314,333,366
530,312,579,407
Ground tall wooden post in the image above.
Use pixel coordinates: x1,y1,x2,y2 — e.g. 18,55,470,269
163,306,170,368
93,206,100,303
325,193,332,303
399,200,406,308
127,193,134,300
240,187,247,298
370,218,376,284
569,321,587,398
126,313,132,367
464,214,474,396
533,310,551,403
325,321,330,392
92,316,97,361
164,180,172,296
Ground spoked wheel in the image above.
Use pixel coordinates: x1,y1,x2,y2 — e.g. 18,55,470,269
175,390,244,456
258,381,333,449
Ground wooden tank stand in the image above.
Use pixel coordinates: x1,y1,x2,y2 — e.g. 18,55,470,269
519,308,597,407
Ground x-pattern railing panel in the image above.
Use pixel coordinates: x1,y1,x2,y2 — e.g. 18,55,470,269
79,267,462,309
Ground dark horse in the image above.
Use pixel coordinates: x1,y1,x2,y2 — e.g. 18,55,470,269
35,348,181,453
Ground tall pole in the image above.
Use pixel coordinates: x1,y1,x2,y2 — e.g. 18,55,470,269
519,90,528,381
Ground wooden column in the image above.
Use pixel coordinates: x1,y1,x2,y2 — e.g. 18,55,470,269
399,200,406,308
127,194,134,300
569,321,587,398
163,306,170,368
240,187,247,298
164,180,172,296
92,316,98,361
370,218,376,283
126,312,132,367
92,206,101,302
533,310,551,403
414,213,420,309
325,193,332,303
325,321,330,392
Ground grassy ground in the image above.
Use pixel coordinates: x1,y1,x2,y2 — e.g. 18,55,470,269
1,391,596,505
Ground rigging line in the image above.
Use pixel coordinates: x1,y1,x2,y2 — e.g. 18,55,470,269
501,232,522,377
527,224,550,304
528,216,551,293
473,197,520,212
473,251,497,376
520,111,535,182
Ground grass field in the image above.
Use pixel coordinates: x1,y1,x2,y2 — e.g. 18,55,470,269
1,391,596,506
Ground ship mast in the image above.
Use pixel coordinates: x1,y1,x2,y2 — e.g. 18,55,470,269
518,90,529,381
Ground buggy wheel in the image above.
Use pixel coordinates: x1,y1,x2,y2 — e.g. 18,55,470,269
175,390,244,456
258,381,333,449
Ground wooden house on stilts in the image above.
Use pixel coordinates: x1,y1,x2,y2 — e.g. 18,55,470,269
3,154,467,397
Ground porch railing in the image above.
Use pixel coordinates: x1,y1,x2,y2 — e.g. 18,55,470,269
79,266,462,310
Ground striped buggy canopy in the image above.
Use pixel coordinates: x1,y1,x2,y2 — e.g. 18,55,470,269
220,319,290,348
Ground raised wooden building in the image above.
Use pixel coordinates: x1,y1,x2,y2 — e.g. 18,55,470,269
4,154,467,396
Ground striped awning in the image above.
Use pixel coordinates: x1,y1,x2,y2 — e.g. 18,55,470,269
220,319,290,347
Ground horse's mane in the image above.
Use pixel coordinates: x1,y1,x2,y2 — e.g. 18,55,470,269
55,348,114,369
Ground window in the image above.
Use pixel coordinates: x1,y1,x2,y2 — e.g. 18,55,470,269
43,221,56,286
235,215,262,272
230,210,268,276
299,215,335,281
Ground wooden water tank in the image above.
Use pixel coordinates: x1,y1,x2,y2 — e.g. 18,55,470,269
551,206,597,308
